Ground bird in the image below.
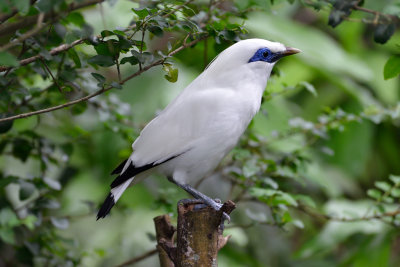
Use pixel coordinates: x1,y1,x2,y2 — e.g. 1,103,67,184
96,38,300,220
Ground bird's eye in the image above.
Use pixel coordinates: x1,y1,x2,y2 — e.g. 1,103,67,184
262,51,269,58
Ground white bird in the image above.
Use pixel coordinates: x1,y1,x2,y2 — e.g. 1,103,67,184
97,38,300,220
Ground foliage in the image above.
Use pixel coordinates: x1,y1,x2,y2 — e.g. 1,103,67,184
0,0,400,266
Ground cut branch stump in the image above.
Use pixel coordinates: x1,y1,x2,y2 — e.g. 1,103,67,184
154,199,236,267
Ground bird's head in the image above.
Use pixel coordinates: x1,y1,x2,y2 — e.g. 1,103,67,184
205,38,300,78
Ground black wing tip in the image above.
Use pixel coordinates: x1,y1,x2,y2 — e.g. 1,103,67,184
111,159,128,175
96,193,115,220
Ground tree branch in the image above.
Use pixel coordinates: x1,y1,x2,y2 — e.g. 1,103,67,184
0,0,105,37
0,13,46,52
0,35,208,123
113,249,158,267
0,39,85,72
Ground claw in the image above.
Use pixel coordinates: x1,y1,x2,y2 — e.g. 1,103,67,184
222,212,230,224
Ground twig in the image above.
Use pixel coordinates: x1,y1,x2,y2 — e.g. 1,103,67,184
0,35,208,123
0,0,105,37
116,59,121,82
0,8,18,24
40,58,63,93
139,29,145,71
0,39,85,72
0,13,46,52
113,249,158,267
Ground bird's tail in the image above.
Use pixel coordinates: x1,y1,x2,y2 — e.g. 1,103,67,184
96,177,134,220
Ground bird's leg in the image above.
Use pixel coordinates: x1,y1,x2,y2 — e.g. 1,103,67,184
167,176,230,224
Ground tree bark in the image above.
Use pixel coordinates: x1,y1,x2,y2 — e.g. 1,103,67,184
154,199,235,267
154,215,176,267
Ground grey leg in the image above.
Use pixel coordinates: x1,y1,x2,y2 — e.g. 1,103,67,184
168,176,230,223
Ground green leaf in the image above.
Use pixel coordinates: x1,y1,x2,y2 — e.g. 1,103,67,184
163,63,178,83
101,30,115,38
65,12,85,27
35,0,54,12
374,23,396,44
0,176,18,189
375,181,391,192
12,138,32,162
383,55,400,80
11,0,30,15
0,115,13,134
94,41,120,57
88,55,115,67
43,177,61,190
276,192,298,207
91,73,106,84
19,181,35,201
120,55,139,65
132,7,149,19
390,188,400,198
70,101,87,115
148,25,164,37
68,49,81,68
0,52,19,67
367,189,382,200
389,174,400,185
21,215,37,230
298,81,317,97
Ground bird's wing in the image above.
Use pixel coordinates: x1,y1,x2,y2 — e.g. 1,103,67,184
130,88,237,167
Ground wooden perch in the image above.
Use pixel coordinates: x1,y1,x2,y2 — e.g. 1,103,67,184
154,199,236,267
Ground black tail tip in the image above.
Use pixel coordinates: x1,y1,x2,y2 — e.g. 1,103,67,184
96,193,115,220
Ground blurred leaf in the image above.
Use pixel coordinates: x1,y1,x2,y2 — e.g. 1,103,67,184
12,138,32,162
148,25,163,37
383,55,400,80
120,55,139,65
35,0,57,12
0,176,17,189
88,55,115,67
19,181,35,200
70,101,87,115
132,7,149,19
163,63,178,83
21,215,37,230
375,181,391,192
0,116,13,134
43,177,61,190
68,49,81,68
0,52,19,67
50,217,69,229
367,189,382,200
91,72,106,84
374,23,396,44
65,12,85,27
11,0,29,15
298,81,317,97
389,174,400,185
101,30,115,37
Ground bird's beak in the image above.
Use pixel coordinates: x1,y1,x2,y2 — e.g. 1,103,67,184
281,47,301,57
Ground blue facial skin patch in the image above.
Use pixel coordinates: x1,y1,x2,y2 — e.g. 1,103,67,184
248,48,282,63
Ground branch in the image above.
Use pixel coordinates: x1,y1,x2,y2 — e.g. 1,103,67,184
0,13,46,52
0,39,85,72
0,0,105,37
113,249,158,267
0,35,208,123
40,58,63,93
